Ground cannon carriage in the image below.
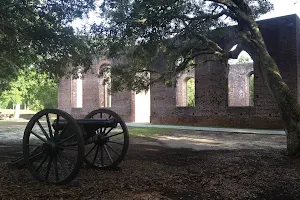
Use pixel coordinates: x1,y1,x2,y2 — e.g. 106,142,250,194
18,108,129,184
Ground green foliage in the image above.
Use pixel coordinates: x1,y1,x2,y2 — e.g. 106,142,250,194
187,78,195,106
238,54,252,64
94,0,273,92
0,0,97,92
0,91,10,108
0,68,58,110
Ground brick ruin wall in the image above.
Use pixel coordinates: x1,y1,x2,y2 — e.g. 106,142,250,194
151,14,300,129
58,14,300,129
58,59,134,122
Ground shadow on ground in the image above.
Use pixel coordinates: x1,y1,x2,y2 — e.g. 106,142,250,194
0,141,300,200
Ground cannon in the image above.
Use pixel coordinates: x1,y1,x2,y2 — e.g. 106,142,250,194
14,108,129,184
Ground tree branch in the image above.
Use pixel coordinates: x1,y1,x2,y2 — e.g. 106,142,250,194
231,0,252,15
178,10,227,22
206,0,252,24
204,0,236,9
182,27,223,52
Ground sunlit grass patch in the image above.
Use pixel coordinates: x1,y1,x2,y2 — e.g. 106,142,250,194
0,109,36,114
128,127,173,137
0,120,29,127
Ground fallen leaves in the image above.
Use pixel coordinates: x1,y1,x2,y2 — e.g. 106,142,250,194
0,143,300,199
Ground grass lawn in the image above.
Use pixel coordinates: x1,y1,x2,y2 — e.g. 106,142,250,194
0,109,36,114
0,120,173,136
0,120,29,126
128,127,173,137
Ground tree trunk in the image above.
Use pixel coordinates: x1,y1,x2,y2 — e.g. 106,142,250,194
235,14,300,155
255,47,300,155
14,104,20,119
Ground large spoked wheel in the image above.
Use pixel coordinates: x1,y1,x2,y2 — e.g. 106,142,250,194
84,109,129,169
23,109,85,184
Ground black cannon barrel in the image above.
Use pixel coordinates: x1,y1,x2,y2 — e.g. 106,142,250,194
53,118,118,131
77,118,118,129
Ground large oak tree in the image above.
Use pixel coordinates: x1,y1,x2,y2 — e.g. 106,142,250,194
96,0,300,155
0,0,97,92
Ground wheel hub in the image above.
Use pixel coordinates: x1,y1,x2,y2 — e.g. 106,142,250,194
94,135,108,145
43,142,58,155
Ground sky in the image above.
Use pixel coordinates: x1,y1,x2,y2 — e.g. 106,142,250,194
259,0,300,20
72,0,300,29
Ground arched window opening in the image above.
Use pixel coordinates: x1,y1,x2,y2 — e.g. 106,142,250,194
76,78,83,108
71,73,83,108
135,72,151,123
176,69,195,107
102,67,112,108
98,63,112,108
187,78,195,106
104,81,111,107
228,47,254,107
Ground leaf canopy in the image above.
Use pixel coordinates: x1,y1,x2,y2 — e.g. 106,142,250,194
95,0,273,92
0,0,97,92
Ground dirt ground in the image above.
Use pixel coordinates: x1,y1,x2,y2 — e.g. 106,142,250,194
0,130,300,199
132,130,286,150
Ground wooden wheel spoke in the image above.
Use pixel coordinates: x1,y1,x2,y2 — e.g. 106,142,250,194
105,132,124,139
104,145,113,164
101,145,104,167
31,131,47,143
28,146,43,158
58,134,76,144
105,143,120,156
46,114,53,138
36,155,48,172
37,120,50,140
102,127,107,134
29,151,44,161
59,123,69,138
85,144,97,157
53,154,59,181
93,145,100,164
45,156,52,180
54,114,59,138
107,140,124,145
104,127,114,136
